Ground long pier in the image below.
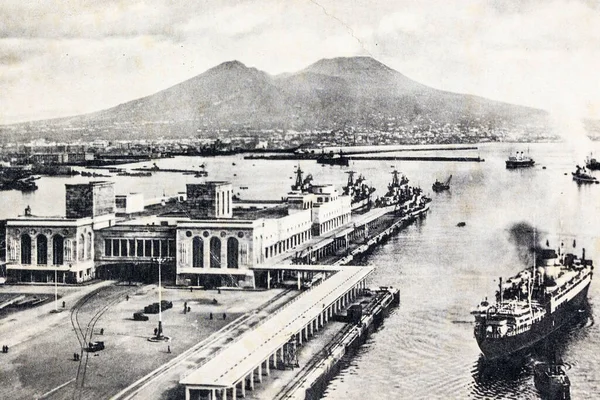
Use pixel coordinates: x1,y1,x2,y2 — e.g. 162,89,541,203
244,154,484,162
180,266,373,400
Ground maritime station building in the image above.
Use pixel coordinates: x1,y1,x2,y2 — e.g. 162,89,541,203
3,179,352,287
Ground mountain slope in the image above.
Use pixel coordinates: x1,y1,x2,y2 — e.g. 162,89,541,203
5,56,548,141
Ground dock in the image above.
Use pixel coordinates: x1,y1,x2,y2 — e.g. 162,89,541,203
180,265,373,400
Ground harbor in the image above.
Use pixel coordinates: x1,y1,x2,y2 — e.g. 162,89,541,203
0,143,599,400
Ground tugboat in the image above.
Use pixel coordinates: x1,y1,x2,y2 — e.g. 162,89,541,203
432,175,451,192
472,242,593,360
585,154,600,170
342,171,376,211
506,151,535,169
571,165,598,184
534,359,571,400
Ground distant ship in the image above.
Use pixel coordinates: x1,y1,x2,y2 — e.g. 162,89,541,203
472,243,593,360
505,151,535,169
432,175,451,192
316,150,350,166
378,170,409,207
571,165,598,184
585,154,600,170
342,171,376,211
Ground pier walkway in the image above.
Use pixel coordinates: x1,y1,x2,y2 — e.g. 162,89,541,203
180,265,373,400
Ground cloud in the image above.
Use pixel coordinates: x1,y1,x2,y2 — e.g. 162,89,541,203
1,0,600,124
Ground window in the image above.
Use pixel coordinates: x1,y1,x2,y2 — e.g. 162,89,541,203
193,237,203,268
152,240,160,257
210,237,221,268
227,238,239,268
137,240,144,257
112,239,120,257
53,235,64,265
105,239,112,256
145,240,152,257
129,239,135,256
120,239,128,257
37,235,48,265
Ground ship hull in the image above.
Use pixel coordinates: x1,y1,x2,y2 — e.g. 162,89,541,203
505,160,535,169
476,281,590,360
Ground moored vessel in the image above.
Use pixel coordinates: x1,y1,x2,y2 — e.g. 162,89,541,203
342,171,376,211
571,165,598,184
316,150,350,166
506,151,535,169
472,243,593,360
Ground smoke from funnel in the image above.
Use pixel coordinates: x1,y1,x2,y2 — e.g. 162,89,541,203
508,222,544,266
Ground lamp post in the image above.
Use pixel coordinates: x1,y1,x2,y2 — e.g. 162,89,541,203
154,257,166,338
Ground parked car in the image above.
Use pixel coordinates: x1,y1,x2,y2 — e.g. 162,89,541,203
87,341,105,352
133,312,149,321
144,301,173,314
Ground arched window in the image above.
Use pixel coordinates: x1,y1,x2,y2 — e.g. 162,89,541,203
53,235,64,265
210,237,221,268
78,234,85,261
37,235,48,265
87,232,92,260
227,237,239,268
21,234,32,265
192,237,204,268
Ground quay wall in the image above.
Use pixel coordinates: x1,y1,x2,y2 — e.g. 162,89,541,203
283,288,400,400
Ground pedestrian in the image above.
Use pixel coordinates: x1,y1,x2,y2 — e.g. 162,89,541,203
167,345,171,354
190,287,193,293
100,328,104,335
223,313,226,320
187,306,191,312
209,312,213,320
217,288,221,294
154,327,158,336
62,301,66,308
126,295,129,301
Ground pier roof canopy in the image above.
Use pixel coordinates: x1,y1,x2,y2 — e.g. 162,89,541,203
180,266,373,388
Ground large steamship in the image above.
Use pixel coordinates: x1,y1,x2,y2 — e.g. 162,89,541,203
472,243,593,360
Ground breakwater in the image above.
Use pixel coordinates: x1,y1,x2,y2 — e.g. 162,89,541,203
244,154,484,162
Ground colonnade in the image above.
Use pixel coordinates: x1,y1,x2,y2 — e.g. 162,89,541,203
184,278,369,400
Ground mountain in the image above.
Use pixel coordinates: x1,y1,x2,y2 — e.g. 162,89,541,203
3,56,548,142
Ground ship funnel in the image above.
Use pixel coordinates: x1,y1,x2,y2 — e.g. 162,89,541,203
582,247,586,262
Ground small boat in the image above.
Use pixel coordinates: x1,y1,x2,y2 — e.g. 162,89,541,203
432,175,452,192
456,222,466,227
534,361,571,400
572,166,598,184
506,151,535,169
585,154,600,170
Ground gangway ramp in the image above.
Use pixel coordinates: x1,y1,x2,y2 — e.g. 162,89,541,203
180,265,373,399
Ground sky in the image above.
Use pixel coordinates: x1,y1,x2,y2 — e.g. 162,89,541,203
1,0,600,125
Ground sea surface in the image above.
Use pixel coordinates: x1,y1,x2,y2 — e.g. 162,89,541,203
3,142,600,399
